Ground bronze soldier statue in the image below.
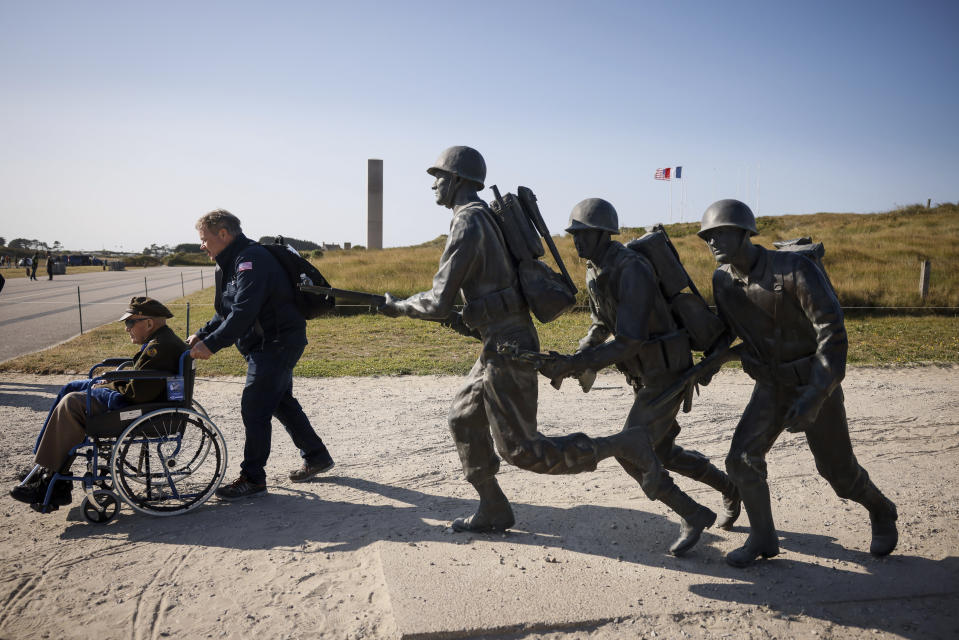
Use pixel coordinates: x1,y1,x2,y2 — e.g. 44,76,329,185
697,198,898,567
537,199,740,555
379,147,664,537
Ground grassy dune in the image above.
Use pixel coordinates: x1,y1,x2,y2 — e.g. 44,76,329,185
317,203,959,309
1,203,956,376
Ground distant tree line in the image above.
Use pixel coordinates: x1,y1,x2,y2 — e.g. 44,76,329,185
257,236,321,251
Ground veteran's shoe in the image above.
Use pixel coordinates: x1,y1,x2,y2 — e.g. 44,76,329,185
289,456,335,483
11,477,72,507
215,475,267,501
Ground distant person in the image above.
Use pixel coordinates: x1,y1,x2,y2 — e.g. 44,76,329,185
10,297,187,509
187,209,334,500
697,199,898,567
45,252,54,280
30,251,40,280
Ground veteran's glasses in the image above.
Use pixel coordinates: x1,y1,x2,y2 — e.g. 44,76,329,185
124,317,150,329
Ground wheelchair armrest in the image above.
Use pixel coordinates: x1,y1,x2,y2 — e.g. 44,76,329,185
88,358,134,377
95,369,175,382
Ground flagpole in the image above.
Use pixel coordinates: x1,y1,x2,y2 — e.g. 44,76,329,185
682,170,687,222
756,162,761,216
669,178,673,223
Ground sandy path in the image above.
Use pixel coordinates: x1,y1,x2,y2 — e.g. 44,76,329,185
1,366,957,639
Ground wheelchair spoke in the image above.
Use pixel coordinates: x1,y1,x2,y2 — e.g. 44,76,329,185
112,409,226,516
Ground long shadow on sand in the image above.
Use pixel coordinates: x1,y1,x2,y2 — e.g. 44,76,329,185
0,380,66,411
57,475,957,639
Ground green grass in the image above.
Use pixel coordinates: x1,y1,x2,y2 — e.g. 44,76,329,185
309,202,959,309
1,286,956,376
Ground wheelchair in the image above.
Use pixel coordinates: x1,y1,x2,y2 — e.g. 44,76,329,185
19,351,228,524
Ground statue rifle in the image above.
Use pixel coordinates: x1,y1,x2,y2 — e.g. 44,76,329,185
302,285,480,339
649,344,745,411
299,285,384,307
496,342,596,392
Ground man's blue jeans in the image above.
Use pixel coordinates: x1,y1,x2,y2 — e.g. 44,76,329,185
239,341,329,485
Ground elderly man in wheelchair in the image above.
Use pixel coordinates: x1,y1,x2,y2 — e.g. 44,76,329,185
10,297,227,523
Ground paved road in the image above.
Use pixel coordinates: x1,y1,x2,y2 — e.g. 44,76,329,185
0,266,216,363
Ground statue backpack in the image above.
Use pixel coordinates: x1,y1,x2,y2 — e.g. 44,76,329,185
771,237,838,298
626,225,726,352
487,186,578,322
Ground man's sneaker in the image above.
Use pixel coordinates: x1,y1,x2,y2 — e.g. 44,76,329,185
215,476,267,501
289,457,335,483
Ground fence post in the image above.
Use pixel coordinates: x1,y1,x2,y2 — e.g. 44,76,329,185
77,286,83,334
200,270,204,289
181,271,186,297
144,276,148,297
920,260,931,301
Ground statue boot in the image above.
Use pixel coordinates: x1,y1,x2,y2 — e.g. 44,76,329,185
695,464,742,531
658,485,716,556
856,482,898,557
725,482,779,568
452,477,515,533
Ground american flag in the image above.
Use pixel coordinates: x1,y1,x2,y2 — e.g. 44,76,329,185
655,166,682,180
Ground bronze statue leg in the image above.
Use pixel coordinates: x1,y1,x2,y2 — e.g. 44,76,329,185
724,383,782,567
803,387,898,556
448,357,513,532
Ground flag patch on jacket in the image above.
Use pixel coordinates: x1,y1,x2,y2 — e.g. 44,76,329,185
238,261,253,272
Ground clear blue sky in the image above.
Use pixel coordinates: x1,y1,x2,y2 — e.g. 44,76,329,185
1,0,956,252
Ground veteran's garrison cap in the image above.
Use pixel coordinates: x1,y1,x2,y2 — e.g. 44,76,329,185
118,296,174,320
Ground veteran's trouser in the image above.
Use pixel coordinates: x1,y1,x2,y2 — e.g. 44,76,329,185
34,391,106,471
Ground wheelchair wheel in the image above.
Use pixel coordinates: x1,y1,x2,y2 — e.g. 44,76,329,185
111,408,227,517
82,490,119,524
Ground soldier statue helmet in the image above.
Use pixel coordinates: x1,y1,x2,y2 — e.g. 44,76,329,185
565,198,620,234
698,198,758,238
427,146,486,190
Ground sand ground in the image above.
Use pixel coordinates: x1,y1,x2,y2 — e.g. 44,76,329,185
1,366,957,640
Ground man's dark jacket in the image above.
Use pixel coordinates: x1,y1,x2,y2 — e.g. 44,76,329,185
195,234,305,355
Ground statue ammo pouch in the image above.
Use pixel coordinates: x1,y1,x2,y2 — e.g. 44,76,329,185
638,330,692,378
462,287,527,329
775,355,815,386
741,352,814,385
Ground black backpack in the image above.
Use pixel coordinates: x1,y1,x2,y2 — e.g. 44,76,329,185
261,243,335,319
